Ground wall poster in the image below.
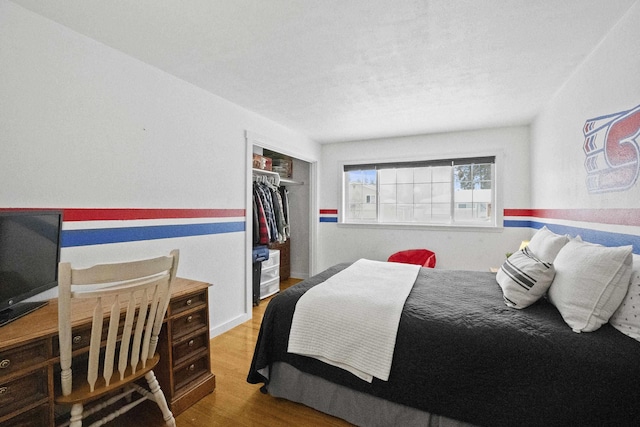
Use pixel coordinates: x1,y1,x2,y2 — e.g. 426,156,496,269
583,104,640,193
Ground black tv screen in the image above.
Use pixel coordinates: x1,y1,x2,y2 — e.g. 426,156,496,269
0,211,62,316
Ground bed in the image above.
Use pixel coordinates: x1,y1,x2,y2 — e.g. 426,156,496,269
248,235,640,426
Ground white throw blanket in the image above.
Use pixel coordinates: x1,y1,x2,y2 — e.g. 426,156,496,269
287,258,420,382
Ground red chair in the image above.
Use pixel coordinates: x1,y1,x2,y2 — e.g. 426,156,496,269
387,249,436,268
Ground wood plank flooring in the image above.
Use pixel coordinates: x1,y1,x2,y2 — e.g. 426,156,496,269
119,278,353,426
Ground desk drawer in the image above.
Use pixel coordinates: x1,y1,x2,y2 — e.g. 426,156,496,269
170,291,207,317
172,308,208,341
0,368,48,418
0,340,48,379
174,354,210,395
53,321,114,356
172,332,208,368
2,403,50,427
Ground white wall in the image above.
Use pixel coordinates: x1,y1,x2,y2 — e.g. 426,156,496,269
529,1,640,253
531,1,640,210
288,158,311,279
0,1,320,337
318,127,532,271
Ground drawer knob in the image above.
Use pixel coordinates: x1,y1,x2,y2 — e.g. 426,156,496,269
186,299,193,306
187,315,193,323
0,386,7,395
188,339,194,347
0,359,10,369
188,364,195,372
73,336,82,344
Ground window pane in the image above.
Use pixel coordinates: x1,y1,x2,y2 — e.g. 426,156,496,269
453,162,493,221
342,157,494,226
414,167,430,183
432,166,451,182
397,183,414,204
414,183,431,203
431,182,451,203
454,202,474,220
431,203,451,223
380,203,397,222
379,183,396,203
396,204,414,222
345,169,376,221
474,188,492,203
358,203,377,220
454,189,472,204
396,168,413,184
413,204,431,221
474,164,492,183
379,169,396,184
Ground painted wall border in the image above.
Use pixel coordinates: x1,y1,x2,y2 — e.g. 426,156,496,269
0,208,246,247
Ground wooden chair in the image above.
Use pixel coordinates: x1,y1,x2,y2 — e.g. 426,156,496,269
55,250,180,427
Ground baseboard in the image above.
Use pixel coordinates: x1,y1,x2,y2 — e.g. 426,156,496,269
289,271,309,280
209,312,251,338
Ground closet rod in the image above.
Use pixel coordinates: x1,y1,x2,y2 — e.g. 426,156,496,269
252,168,280,186
252,168,304,186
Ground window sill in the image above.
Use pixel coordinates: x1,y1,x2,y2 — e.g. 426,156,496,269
337,221,504,233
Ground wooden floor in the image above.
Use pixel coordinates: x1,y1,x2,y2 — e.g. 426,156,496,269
119,278,353,426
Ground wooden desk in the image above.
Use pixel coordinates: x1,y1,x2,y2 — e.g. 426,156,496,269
0,277,216,426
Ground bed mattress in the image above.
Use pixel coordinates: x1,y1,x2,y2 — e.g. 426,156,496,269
248,263,640,426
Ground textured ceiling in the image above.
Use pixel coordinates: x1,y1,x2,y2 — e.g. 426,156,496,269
9,0,637,143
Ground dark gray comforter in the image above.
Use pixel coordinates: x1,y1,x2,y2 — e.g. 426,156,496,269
248,263,640,426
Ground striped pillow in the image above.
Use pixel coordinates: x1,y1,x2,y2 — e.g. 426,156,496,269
496,247,556,309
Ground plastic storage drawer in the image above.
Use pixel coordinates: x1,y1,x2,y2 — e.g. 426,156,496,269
260,276,280,299
260,264,279,282
262,250,280,269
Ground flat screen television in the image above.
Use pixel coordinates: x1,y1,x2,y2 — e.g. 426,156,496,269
0,210,62,327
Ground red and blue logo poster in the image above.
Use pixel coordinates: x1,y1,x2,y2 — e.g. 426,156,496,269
583,104,640,193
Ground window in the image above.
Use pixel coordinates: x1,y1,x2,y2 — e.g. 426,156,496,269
343,156,496,226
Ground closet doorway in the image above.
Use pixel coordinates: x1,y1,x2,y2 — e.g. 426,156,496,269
245,131,317,312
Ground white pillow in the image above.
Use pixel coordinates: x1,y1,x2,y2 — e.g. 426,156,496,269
526,226,569,263
609,254,640,341
548,238,633,333
496,247,556,309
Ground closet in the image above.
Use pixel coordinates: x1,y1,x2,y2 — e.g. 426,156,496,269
250,142,310,301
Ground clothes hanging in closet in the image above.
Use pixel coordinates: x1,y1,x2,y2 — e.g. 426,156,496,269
253,180,290,245
280,186,290,239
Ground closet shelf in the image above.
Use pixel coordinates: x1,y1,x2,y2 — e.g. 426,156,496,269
280,177,304,186
252,168,303,186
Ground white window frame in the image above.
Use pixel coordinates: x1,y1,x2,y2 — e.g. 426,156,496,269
339,154,502,229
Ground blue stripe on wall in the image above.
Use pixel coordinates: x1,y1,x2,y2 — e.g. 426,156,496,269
504,219,640,254
503,220,532,228
319,217,338,223
61,221,245,247
530,221,640,253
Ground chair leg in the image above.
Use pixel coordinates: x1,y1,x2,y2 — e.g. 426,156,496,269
145,370,176,427
69,403,84,427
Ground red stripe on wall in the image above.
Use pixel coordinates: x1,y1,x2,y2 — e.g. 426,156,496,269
320,209,338,215
63,208,246,221
503,209,533,217
504,208,640,227
0,208,245,221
